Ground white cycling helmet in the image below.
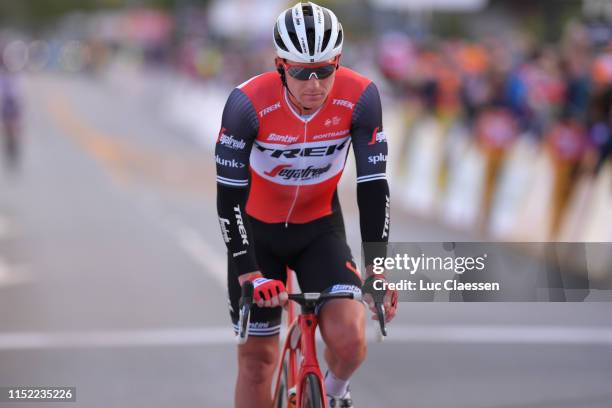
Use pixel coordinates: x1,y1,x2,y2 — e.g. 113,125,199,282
273,1,343,64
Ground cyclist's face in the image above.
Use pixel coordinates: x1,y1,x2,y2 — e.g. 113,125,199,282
284,59,337,110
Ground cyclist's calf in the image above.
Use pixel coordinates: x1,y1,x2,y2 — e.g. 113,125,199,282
236,336,279,407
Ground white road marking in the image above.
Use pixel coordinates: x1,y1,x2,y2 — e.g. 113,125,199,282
175,226,226,287
0,325,611,350
376,324,612,345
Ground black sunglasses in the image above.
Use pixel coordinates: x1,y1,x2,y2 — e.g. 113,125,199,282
286,63,336,80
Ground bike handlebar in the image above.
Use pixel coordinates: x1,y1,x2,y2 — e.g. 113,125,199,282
237,280,387,344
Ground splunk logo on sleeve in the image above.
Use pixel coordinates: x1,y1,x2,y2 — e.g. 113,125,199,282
216,155,246,168
264,164,332,181
254,138,349,158
368,153,387,164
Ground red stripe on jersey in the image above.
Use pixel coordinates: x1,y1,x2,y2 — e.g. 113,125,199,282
368,126,379,145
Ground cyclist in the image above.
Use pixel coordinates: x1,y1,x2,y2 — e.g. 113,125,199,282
215,3,398,407
0,63,21,169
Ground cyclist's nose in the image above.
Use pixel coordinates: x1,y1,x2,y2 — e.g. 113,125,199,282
305,77,322,90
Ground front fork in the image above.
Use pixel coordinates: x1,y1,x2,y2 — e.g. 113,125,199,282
296,313,327,407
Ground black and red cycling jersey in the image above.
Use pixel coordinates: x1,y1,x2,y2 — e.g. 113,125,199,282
216,66,390,276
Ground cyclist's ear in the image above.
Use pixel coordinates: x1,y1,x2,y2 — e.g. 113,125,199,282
275,58,288,87
275,57,284,74
335,54,341,70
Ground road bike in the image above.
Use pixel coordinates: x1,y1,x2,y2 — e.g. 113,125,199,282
238,273,387,408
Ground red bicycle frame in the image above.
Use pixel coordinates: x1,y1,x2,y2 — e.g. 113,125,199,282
273,270,327,407
237,269,384,407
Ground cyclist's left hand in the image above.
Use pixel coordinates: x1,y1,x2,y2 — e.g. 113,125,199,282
363,274,398,323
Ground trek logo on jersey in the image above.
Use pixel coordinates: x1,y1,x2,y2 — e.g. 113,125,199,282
255,138,349,158
266,133,300,144
233,205,249,245
368,153,387,164
368,127,386,145
332,99,355,110
218,131,246,150
259,102,281,118
216,155,246,169
382,194,390,239
218,217,231,243
264,164,332,181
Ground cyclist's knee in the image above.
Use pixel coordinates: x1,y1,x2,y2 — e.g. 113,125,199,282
329,323,367,363
238,337,278,385
321,301,366,362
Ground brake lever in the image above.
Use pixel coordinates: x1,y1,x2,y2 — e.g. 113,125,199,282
375,302,387,341
237,281,254,345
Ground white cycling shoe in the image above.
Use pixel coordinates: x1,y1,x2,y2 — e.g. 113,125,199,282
327,389,354,408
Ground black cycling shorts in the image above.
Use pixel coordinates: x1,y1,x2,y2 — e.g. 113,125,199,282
228,211,362,336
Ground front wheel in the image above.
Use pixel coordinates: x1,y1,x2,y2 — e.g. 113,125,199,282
274,357,289,408
300,373,324,408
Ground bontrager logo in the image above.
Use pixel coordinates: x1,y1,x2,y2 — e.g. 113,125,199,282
216,155,246,168
259,102,281,118
233,205,249,245
264,164,332,181
266,133,300,144
219,132,246,150
332,99,355,109
255,139,349,158
218,217,231,243
312,129,350,140
368,153,387,164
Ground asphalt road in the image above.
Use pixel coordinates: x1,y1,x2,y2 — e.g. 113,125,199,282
0,72,610,408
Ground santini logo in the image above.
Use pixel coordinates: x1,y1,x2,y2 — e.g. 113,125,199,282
266,133,300,143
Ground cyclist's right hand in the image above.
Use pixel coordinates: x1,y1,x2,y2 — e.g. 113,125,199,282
239,271,288,308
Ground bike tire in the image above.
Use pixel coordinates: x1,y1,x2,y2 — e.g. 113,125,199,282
300,373,324,408
274,357,289,408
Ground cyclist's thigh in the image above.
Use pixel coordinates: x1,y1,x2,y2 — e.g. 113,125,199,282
227,247,286,337
291,232,362,294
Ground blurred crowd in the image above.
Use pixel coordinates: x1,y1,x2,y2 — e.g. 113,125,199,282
376,21,612,173
1,3,611,239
